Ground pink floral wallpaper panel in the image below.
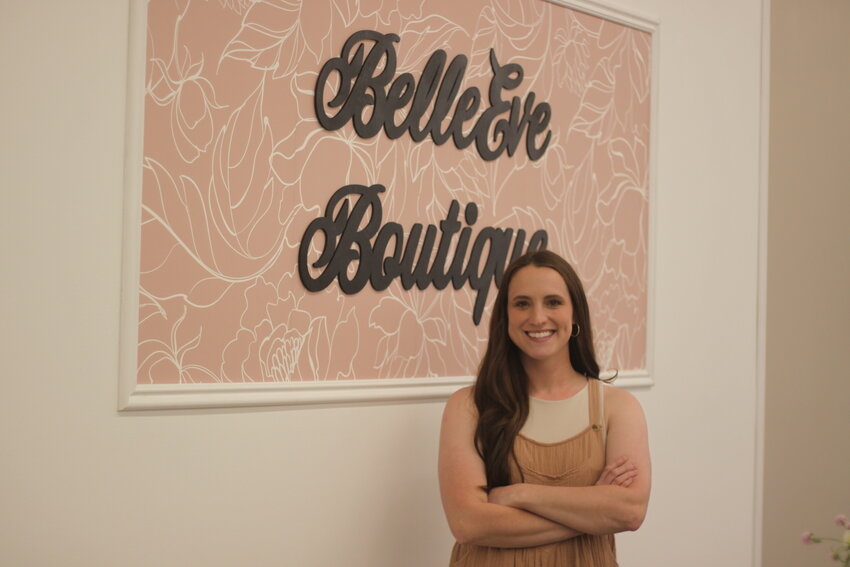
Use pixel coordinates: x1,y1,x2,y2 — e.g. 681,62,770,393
136,0,651,384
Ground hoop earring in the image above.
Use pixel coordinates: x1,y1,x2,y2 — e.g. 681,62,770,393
571,323,581,337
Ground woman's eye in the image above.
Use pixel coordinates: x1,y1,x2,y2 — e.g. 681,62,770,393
547,298,563,307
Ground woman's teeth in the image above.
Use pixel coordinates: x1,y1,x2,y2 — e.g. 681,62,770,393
527,330,554,339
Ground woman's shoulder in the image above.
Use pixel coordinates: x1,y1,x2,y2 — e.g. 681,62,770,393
449,384,474,400
601,381,644,415
444,385,477,417
441,385,479,438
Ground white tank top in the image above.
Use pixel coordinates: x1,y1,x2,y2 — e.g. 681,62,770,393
520,382,591,443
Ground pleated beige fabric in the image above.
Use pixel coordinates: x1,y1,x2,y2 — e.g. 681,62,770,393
449,379,617,567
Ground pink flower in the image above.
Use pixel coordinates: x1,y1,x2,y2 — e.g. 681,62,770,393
835,514,849,528
802,531,816,545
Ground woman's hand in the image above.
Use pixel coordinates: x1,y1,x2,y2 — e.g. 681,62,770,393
595,456,638,488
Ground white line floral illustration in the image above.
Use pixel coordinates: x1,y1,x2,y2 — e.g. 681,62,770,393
137,0,651,384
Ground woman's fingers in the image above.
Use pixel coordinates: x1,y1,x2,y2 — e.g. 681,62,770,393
605,459,631,478
597,456,638,486
597,461,621,485
612,467,638,486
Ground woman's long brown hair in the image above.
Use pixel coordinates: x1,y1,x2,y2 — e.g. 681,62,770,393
473,249,601,489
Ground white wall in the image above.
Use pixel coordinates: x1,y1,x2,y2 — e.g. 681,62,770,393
763,2,850,565
0,1,765,565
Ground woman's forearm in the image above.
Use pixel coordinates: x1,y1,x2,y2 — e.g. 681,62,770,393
451,498,582,548
505,483,647,535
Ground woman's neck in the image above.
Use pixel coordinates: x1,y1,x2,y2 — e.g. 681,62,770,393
522,357,587,400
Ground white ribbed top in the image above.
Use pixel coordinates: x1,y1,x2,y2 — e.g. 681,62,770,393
520,383,590,443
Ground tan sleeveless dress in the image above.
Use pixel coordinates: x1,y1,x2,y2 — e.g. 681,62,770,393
448,379,617,567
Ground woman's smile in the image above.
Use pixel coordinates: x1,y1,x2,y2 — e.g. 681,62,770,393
526,329,556,340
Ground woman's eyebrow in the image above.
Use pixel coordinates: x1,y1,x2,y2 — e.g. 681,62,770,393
509,293,566,301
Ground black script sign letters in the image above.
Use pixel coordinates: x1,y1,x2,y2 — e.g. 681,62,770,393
298,185,548,324
314,30,552,162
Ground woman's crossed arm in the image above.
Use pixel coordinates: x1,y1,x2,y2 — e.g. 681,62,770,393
487,386,651,536
438,386,648,548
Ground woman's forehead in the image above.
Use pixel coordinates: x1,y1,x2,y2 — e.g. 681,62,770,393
508,265,569,295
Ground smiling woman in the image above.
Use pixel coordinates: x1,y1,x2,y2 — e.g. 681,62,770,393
438,249,651,566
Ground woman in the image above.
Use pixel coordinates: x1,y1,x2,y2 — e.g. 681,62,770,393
438,250,650,566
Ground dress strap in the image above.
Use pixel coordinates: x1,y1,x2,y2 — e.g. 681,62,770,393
589,379,607,446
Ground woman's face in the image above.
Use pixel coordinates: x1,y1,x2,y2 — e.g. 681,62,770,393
506,265,574,366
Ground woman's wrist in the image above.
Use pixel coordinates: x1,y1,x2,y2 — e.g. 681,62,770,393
511,483,531,509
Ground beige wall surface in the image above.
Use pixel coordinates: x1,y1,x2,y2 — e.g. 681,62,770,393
764,1,850,566
0,1,764,566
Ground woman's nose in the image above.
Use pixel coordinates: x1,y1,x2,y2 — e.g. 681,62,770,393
529,303,547,324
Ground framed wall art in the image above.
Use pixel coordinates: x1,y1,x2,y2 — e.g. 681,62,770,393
119,0,658,409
